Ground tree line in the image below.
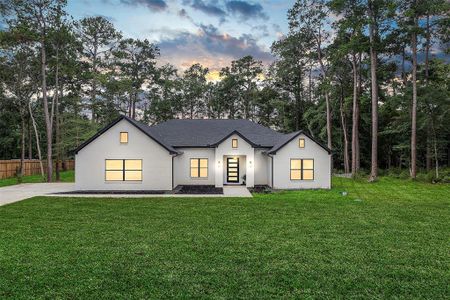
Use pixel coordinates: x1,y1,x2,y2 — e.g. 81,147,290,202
0,0,449,182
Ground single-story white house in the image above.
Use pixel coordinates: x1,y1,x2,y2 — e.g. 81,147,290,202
74,115,332,190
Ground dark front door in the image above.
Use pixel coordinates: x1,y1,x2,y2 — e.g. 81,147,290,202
227,157,239,183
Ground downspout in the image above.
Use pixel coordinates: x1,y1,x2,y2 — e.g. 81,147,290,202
171,151,182,190
268,154,274,188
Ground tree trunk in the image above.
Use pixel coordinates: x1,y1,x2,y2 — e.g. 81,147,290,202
41,38,53,182
410,16,418,179
426,130,432,171
132,90,137,119
424,13,432,173
325,93,332,150
20,115,25,177
368,1,379,182
316,32,332,150
91,46,98,122
29,100,45,178
28,119,32,159
55,48,61,181
339,83,350,173
431,121,439,179
425,14,430,81
401,47,407,86
351,54,360,177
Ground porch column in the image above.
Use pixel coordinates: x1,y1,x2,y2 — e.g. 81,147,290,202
215,152,223,187
246,151,254,187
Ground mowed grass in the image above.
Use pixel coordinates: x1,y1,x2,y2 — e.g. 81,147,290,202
0,170,74,187
0,178,448,298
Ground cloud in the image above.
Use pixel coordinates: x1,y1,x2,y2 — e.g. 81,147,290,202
187,0,226,18
157,23,274,71
120,0,167,11
182,0,268,22
225,1,268,20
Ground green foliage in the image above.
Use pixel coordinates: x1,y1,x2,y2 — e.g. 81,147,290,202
0,0,448,177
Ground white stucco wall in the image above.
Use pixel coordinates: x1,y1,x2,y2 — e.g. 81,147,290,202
75,119,173,190
215,134,255,187
254,149,269,185
272,134,331,189
173,148,215,186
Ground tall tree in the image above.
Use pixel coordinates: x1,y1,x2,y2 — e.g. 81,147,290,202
77,16,121,122
6,0,67,182
113,38,159,119
288,0,333,149
182,63,208,119
330,0,367,176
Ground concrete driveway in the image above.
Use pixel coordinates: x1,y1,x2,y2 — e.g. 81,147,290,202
0,183,75,206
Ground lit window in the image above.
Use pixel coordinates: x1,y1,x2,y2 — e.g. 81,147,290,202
232,138,238,148
290,159,314,180
190,158,208,178
105,159,142,181
299,138,305,148
120,132,128,143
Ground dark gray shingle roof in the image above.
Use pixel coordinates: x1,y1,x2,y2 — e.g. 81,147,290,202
74,116,331,155
149,119,285,148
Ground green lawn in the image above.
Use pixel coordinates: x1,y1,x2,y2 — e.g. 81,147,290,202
0,178,448,298
0,170,74,187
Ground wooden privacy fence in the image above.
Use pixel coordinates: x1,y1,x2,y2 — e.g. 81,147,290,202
0,159,74,179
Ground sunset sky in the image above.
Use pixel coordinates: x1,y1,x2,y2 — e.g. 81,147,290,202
68,0,293,75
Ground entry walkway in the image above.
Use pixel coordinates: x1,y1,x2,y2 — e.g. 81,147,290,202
223,186,253,197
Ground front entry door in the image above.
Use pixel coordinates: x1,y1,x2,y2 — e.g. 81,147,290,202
227,157,239,183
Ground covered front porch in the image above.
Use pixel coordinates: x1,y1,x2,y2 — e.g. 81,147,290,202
214,133,255,188
222,155,247,185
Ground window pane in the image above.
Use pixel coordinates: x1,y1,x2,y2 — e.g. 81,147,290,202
290,159,301,169
303,159,314,169
190,168,198,177
299,138,305,148
125,171,142,181
291,170,301,180
190,159,198,168
228,177,238,181
303,170,314,180
106,160,123,170
199,168,208,178
228,158,238,163
120,132,128,143
200,159,208,168
106,170,123,181
125,159,142,170
232,139,238,148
